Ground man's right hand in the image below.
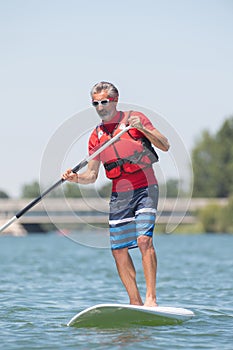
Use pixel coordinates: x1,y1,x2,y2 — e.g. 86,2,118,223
62,168,78,183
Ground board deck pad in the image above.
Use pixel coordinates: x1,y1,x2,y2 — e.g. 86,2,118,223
67,304,194,328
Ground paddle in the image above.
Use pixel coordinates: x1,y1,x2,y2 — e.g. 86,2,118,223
0,125,132,233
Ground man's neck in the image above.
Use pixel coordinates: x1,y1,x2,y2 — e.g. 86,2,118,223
102,110,119,124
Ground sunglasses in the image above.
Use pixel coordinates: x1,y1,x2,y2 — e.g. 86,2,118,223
92,97,115,107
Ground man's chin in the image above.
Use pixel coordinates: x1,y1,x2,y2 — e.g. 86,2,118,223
99,114,111,121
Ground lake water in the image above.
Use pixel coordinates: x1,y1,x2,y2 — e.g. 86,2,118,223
0,233,232,350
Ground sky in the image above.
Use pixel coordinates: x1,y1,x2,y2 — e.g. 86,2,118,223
0,0,233,197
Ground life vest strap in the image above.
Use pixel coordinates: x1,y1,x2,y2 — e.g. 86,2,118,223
104,158,130,171
104,144,158,172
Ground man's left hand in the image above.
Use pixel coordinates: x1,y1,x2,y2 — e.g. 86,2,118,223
128,115,144,131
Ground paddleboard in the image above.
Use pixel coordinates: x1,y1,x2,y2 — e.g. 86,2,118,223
67,303,194,328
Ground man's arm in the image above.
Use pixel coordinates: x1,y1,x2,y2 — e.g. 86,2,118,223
62,159,100,184
128,115,170,151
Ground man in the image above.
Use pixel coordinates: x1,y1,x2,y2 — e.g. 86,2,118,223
62,82,169,306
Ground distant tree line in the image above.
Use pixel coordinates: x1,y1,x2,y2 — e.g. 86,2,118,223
191,115,233,232
192,116,233,198
0,179,183,200
197,196,233,233
16,181,113,199
0,190,9,198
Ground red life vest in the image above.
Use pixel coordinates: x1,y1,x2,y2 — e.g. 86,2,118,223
96,112,159,179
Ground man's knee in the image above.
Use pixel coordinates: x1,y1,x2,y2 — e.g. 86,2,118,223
137,235,154,252
112,247,128,261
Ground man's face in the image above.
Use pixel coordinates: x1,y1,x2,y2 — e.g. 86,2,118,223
92,90,117,122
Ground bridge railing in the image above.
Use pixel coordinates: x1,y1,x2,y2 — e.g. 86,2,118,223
0,198,228,233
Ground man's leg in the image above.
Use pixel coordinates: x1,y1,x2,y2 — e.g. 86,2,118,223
112,248,143,305
137,235,157,307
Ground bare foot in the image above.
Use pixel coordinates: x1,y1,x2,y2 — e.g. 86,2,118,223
144,302,158,307
144,298,158,307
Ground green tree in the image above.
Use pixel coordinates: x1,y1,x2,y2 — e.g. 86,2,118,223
63,183,82,198
198,197,233,233
192,116,233,197
159,178,189,198
216,118,233,196
21,181,40,198
21,181,65,198
63,183,102,198
198,203,223,232
98,182,112,198
166,179,179,197
220,196,233,232
0,190,9,198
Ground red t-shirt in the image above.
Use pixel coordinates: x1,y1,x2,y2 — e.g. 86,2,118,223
88,111,158,192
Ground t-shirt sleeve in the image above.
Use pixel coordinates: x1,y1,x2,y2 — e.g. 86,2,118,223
129,111,156,138
88,129,101,161
136,111,155,130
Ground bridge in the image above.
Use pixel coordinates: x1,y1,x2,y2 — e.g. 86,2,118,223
0,197,228,235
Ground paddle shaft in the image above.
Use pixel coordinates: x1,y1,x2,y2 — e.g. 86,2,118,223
0,125,131,233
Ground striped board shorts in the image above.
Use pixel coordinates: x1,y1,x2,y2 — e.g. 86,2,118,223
109,185,159,250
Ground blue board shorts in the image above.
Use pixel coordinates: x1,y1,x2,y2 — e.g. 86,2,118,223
109,185,159,250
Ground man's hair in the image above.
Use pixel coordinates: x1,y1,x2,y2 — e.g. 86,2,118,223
90,81,119,99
